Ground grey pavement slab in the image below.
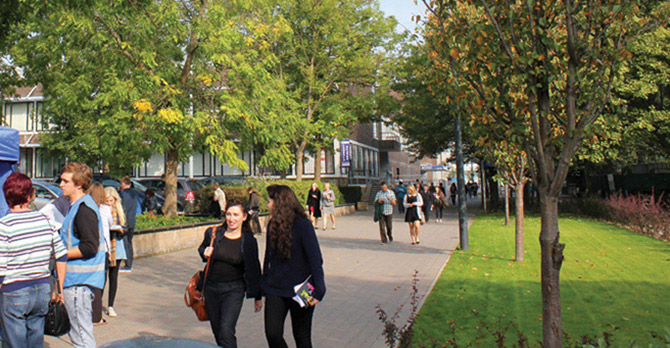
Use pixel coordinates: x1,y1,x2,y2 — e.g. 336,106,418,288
45,202,477,348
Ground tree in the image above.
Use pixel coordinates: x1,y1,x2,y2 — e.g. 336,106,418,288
9,0,290,216
271,0,397,180
421,0,665,346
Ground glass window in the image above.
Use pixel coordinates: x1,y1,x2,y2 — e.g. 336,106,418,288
11,103,29,131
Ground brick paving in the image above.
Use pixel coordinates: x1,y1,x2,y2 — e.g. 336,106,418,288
45,202,476,348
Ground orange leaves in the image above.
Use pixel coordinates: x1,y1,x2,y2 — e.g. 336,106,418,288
450,48,459,59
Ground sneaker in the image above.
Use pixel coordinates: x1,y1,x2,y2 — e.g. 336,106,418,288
119,268,132,273
108,307,117,317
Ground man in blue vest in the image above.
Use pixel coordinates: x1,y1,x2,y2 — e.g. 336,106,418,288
59,163,105,348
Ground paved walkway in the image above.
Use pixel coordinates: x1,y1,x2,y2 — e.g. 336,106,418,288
45,202,478,348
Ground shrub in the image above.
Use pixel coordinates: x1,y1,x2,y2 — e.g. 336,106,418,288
573,192,670,242
135,213,214,231
339,186,363,203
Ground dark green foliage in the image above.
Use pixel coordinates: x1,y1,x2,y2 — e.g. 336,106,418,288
339,186,363,203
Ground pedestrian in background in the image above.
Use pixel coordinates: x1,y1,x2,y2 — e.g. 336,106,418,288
213,183,227,218
305,183,321,228
434,189,447,223
403,185,423,245
198,198,262,347
119,176,138,272
247,187,262,234
103,187,126,319
374,182,397,244
263,185,326,348
0,173,68,348
420,184,433,223
395,181,407,214
320,183,336,230
88,183,110,326
59,163,106,348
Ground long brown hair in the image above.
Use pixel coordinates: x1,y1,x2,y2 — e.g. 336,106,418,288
266,184,306,260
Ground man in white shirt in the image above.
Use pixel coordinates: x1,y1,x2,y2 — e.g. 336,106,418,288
212,183,226,217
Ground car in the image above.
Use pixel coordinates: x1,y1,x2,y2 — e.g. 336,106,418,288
32,180,63,210
135,177,203,214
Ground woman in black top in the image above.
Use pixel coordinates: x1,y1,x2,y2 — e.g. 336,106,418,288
263,185,325,348
305,182,321,227
198,198,262,348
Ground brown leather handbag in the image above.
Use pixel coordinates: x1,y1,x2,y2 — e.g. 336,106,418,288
185,227,216,321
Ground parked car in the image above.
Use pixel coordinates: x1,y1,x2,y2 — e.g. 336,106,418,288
135,177,203,214
32,180,63,210
91,176,165,213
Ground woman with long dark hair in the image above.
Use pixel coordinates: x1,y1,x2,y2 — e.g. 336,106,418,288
198,198,262,347
263,185,326,348
305,183,321,228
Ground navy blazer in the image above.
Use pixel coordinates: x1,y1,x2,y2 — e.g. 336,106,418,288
198,224,262,300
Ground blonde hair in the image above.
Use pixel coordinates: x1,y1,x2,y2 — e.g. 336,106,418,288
104,187,126,227
407,186,417,195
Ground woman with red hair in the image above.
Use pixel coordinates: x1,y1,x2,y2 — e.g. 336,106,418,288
0,172,68,348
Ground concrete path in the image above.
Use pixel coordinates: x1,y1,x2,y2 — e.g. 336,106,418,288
45,202,476,348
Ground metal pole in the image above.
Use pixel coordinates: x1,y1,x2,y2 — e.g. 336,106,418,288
455,113,469,250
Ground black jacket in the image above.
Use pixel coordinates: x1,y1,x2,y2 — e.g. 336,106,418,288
198,225,262,300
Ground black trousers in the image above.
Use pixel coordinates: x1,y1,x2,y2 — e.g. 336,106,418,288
378,214,393,243
205,280,245,348
107,260,122,307
265,294,315,348
249,210,261,234
122,228,135,269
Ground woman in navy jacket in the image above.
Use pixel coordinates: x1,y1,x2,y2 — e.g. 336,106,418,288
263,184,326,348
198,198,262,348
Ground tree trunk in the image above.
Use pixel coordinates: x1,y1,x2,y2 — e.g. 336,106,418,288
295,141,307,181
514,182,525,262
455,113,469,250
314,148,322,182
480,160,487,213
162,148,179,218
504,183,509,226
539,193,564,347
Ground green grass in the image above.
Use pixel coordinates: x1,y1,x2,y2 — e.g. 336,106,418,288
413,214,670,347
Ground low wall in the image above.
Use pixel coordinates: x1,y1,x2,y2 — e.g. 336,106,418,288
134,204,356,258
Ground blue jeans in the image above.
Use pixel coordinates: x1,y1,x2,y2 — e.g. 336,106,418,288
63,286,96,348
204,280,245,348
0,282,51,348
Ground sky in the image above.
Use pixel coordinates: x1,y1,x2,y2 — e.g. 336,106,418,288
378,0,424,34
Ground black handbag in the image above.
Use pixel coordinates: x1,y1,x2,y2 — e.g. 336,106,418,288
44,299,70,336
44,227,70,337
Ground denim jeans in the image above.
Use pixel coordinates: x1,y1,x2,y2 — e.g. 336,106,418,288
204,280,245,348
63,286,96,348
122,228,134,269
0,282,51,348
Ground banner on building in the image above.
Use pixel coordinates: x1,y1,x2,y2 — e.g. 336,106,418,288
340,140,351,168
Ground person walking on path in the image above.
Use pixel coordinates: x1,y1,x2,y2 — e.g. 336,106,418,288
449,183,457,206
0,173,68,348
263,185,326,348
419,184,433,224
305,183,321,228
212,183,227,218
403,185,424,245
59,163,106,348
434,189,447,223
247,187,262,234
119,176,139,272
320,183,336,231
374,182,397,244
395,181,407,214
198,198,262,348
103,187,127,319
88,183,110,326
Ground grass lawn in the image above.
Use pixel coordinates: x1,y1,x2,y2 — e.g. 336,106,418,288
413,214,670,347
